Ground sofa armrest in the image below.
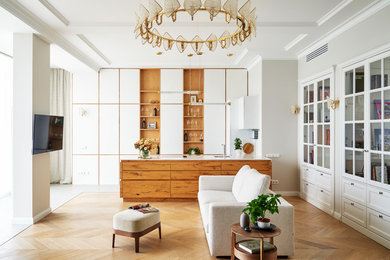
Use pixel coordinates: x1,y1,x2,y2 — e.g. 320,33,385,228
199,175,235,191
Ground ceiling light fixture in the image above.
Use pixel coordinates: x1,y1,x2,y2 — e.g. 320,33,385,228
134,0,256,53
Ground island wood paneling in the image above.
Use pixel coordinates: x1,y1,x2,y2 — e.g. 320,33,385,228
120,159,272,201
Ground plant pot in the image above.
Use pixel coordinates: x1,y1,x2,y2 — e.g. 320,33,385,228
235,149,242,158
257,218,271,229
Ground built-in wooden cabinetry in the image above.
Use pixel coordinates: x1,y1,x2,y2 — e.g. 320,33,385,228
120,159,272,201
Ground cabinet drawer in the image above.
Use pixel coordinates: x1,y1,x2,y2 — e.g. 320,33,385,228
367,208,390,241
316,171,332,189
367,186,390,216
342,198,366,227
317,188,332,208
122,181,170,198
302,181,316,197
171,161,221,171
302,168,317,184
342,178,366,205
171,171,216,180
171,181,198,198
221,161,271,172
121,171,170,180
121,161,170,171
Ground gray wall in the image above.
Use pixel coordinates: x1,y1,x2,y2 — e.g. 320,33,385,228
262,60,299,192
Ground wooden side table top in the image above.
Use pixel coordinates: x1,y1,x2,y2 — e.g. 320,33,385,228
231,223,281,239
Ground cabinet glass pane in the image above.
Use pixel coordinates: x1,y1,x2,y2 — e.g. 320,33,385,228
345,124,353,147
370,91,381,120
304,106,308,123
324,103,330,123
345,97,353,121
355,95,364,121
370,60,382,89
309,104,314,123
309,145,314,164
371,122,381,150
317,125,323,145
384,57,390,87
309,84,314,103
317,147,323,167
317,103,323,123
355,123,364,149
383,154,390,184
345,70,353,95
383,89,390,119
304,125,308,143
304,85,308,104
384,122,390,151
324,124,330,146
355,67,365,93
345,150,353,174
318,81,323,101
324,79,330,99
309,125,314,144
304,145,308,163
324,147,330,169
370,153,382,183
355,151,364,178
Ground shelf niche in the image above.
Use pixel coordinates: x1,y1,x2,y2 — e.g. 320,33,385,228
183,69,204,154
140,69,160,155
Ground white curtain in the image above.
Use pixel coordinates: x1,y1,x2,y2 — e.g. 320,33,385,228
50,68,72,184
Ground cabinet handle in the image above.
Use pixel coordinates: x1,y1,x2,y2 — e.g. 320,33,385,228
379,191,383,195
364,150,369,152
351,202,354,206
379,215,383,219
320,173,323,176
351,182,354,186
320,190,324,192
306,183,308,186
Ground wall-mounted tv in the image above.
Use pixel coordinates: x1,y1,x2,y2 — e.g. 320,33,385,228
33,114,64,155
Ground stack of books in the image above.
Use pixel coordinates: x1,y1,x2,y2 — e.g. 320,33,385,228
128,203,159,214
238,240,275,254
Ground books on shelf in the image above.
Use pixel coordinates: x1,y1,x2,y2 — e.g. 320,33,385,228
238,240,275,254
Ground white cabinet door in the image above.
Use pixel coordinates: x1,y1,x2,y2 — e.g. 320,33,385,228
72,155,98,184
120,105,139,154
161,69,183,103
342,198,366,226
367,186,390,216
204,105,225,154
342,178,366,205
204,69,225,103
120,69,139,103
227,69,247,100
73,105,98,154
73,71,98,103
161,105,183,154
100,155,119,184
100,69,119,103
367,208,390,241
100,105,119,154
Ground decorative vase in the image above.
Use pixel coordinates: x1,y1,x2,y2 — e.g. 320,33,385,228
235,149,242,158
141,149,150,158
240,212,250,229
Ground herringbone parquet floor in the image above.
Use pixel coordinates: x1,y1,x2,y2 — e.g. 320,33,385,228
0,193,389,259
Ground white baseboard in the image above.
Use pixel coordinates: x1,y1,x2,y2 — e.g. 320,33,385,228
12,207,51,225
332,211,341,220
276,191,300,196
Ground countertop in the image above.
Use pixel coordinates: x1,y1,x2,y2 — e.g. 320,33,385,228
120,155,270,161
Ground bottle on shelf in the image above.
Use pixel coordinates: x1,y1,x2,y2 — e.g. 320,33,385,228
200,134,203,142
142,118,146,129
157,145,160,155
154,107,157,116
184,131,188,141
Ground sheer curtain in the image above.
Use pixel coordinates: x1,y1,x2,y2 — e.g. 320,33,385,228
50,68,72,184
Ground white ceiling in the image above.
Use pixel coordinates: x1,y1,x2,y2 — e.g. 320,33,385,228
0,0,385,70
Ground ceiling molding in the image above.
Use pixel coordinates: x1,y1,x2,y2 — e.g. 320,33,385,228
0,50,12,58
258,22,317,28
0,0,100,71
77,34,111,65
297,0,390,59
246,55,262,71
316,0,354,26
233,48,249,65
38,0,69,26
284,34,308,51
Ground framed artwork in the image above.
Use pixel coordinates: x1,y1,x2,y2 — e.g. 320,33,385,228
148,122,157,129
190,96,197,103
374,128,390,151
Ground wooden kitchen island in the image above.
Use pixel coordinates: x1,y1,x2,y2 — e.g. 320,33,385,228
120,156,272,201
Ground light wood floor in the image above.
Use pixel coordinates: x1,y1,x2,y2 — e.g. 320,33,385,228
0,194,389,259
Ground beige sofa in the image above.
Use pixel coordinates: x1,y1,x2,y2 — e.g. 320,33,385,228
197,167,294,257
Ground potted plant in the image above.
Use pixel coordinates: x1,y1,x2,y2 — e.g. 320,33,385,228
134,138,154,158
185,147,201,155
242,193,281,229
234,138,243,157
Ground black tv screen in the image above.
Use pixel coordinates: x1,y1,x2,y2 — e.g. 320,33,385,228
33,114,64,154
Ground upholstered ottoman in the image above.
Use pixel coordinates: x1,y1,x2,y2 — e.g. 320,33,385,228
112,210,161,253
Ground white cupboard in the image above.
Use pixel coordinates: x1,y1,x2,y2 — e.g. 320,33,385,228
100,155,119,184
161,69,183,103
72,155,98,184
204,69,225,103
73,71,98,103
120,105,139,154
161,105,183,154
204,106,226,154
227,69,247,100
72,105,98,154
120,69,139,103
100,69,119,103
100,105,119,154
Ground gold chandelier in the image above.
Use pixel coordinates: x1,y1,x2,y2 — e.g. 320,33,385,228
134,0,257,53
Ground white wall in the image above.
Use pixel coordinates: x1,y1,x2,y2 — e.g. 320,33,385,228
262,60,299,192
248,60,262,156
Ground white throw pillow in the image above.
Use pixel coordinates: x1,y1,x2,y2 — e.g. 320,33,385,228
232,165,250,199
233,168,271,202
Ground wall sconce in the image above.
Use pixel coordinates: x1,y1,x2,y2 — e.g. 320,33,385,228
327,97,340,110
79,107,87,117
290,105,300,115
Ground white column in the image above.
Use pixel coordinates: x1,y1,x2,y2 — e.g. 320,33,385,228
13,33,51,224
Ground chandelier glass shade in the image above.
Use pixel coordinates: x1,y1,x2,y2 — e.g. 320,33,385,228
134,0,257,53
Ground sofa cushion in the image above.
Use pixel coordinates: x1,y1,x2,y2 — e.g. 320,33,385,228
233,169,271,202
232,165,250,199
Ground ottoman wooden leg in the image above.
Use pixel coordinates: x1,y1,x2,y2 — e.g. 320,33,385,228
134,236,140,253
158,223,162,239
112,234,115,248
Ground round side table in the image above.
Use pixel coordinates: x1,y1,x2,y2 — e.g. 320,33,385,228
230,223,281,260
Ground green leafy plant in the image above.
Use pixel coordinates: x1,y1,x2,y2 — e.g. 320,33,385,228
185,147,201,155
234,138,242,150
242,194,282,224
